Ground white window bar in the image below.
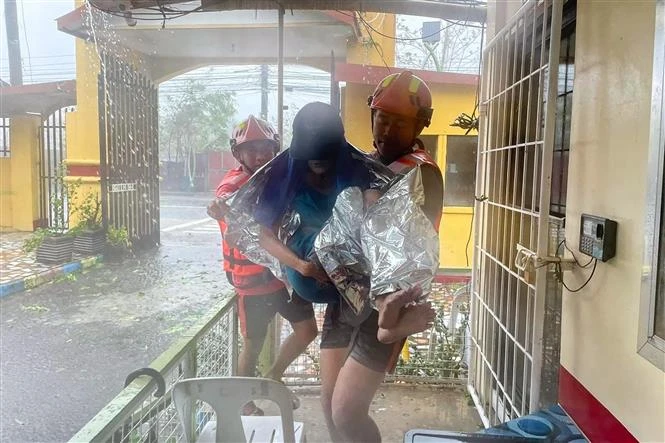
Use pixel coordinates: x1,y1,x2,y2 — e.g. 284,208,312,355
470,0,564,425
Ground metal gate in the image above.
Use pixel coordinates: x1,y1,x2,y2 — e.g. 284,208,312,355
469,0,563,425
98,53,160,247
39,107,74,230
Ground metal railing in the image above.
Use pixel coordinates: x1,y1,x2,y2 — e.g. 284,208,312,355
69,295,238,443
71,280,471,442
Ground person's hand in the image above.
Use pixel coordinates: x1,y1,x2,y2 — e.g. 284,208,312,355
206,199,229,220
297,260,329,283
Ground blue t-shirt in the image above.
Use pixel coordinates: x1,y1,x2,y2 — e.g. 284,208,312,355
254,144,374,304
285,185,341,304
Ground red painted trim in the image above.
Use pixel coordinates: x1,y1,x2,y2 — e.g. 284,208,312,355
322,10,355,27
434,273,471,284
56,6,87,39
0,80,76,97
334,62,479,87
559,366,638,443
68,165,100,177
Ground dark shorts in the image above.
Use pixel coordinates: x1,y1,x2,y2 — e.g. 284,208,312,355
320,302,403,374
238,288,314,339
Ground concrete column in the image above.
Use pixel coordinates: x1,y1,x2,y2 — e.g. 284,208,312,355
65,38,102,228
10,115,41,231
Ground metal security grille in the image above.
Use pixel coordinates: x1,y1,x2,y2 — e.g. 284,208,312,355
470,0,563,425
0,118,9,158
98,53,160,247
39,107,74,229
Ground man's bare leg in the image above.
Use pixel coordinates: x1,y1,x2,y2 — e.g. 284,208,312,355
376,287,423,330
377,302,436,344
331,357,385,443
237,336,264,377
264,317,318,381
320,347,348,442
237,335,266,415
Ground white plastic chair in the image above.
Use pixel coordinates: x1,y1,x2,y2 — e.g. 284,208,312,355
172,377,304,443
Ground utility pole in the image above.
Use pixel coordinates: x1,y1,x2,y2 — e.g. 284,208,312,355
277,7,285,149
4,0,23,85
260,64,269,121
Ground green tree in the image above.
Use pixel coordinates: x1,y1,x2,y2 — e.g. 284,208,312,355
396,17,483,74
159,79,237,180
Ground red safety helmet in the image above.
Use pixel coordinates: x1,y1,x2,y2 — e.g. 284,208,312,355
367,71,434,127
229,115,279,155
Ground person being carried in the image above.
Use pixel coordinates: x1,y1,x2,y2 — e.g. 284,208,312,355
249,102,430,341
206,116,317,416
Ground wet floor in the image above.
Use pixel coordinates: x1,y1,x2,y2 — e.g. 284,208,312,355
0,193,232,442
288,384,482,442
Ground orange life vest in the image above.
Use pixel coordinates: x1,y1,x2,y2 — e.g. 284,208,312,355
388,147,443,232
217,168,283,294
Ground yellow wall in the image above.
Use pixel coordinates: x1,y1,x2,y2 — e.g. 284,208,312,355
8,116,41,231
560,2,664,441
342,79,477,270
0,159,11,229
346,13,396,67
65,38,101,192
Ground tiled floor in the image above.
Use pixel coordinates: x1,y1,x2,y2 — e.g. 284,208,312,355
0,232,61,284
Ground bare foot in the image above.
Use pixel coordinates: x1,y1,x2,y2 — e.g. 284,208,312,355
377,302,435,344
377,286,423,329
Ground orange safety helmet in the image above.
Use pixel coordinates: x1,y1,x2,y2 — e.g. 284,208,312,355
367,71,434,127
229,115,279,155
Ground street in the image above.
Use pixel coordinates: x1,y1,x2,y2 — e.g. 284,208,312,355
0,192,232,443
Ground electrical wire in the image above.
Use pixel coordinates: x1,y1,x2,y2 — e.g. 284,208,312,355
557,258,597,292
358,12,458,42
554,239,598,292
87,0,205,22
556,239,594,268
19,0,33,82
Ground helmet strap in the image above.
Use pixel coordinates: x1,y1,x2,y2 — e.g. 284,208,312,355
231,146,255,174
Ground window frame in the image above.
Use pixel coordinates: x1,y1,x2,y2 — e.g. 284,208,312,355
443,134,477,207
638,0,665,371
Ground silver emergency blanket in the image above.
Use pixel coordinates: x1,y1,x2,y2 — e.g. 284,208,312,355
314,167,439,315
314,187,370,315
224,145,438,315
361,167,439,299
223,152,291,281
223,146,392,283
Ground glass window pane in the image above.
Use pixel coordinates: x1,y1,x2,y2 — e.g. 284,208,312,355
444,135,477,206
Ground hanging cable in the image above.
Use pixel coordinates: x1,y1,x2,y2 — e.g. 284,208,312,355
554,239,598,292
466,194,487,267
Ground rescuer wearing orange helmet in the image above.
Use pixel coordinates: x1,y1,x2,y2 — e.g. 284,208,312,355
207,116,317,415
319,71,444,442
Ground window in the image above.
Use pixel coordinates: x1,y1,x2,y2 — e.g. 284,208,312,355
639,0,665,371
443,135,477,207
420,134,438,163
550,29,575,217
0,117,10,158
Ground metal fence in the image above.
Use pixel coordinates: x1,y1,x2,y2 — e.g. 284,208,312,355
70,281,470,442
40,107,74,230
279,279,472,385
69,296,238,443
99,52,160,248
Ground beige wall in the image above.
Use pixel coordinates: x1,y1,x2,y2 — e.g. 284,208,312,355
562,1,665,441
